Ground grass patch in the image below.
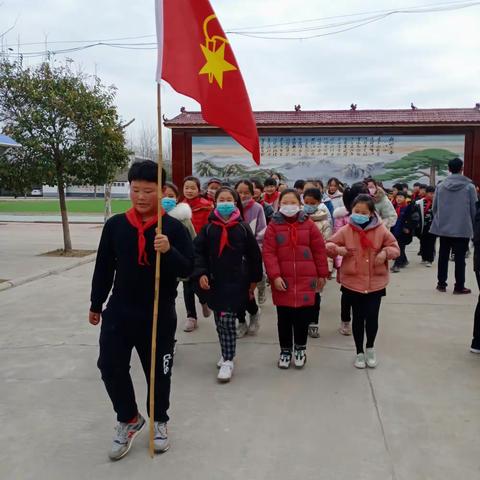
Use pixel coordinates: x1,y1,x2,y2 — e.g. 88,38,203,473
39,249,96,258
0,199,130,214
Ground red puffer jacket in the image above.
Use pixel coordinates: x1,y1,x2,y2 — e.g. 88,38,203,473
182,196,213,234
263,211,329,307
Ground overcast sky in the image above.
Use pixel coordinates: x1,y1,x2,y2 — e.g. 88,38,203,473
2,0,480,141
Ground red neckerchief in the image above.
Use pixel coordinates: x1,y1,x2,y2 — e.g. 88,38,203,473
184,196,212,212
211,209,241,257
395,204,406,218
125,208,159,266
283,216,299,246
243,198,255,213
424,198,432,214
349,223,374,250
264,191,279,205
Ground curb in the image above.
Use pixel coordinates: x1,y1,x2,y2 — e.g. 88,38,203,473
0,253,97,292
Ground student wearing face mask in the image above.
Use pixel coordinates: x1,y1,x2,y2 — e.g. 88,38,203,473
326,194,400,369
161,182,196,239
263,189,329,370
204,178,222,202
193,187,263,383
235,180,267,337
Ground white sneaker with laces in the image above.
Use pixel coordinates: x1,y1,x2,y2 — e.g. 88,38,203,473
248,311,260,335
354,353,366,369
183,317,197,332
153,422,170,453
236,322,248,338
217,360,234,382
278,350,292,369
366,348,378,368
294,348,307,369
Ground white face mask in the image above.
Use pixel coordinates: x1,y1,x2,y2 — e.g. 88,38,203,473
280,205,300,217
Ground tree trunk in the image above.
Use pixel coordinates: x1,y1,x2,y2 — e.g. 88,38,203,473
57,180,72,252
430,162,436,186
104,183,112,223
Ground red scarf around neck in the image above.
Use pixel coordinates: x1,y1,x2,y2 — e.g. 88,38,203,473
243,198,255,213
184,196,212,212
211,209,241,257
125,208,159,266
264,191,279,205
349,223,374,250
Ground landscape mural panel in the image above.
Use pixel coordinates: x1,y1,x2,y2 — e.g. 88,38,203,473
192,134,465,186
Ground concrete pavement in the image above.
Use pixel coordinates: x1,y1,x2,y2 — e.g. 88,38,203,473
1,242,479,480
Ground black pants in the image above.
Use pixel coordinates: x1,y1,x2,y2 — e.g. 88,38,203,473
237,297,259,324
183,279,206,319
473,272,480,350
276,306,315,351
394,241,408,267
437,236,470,290
97,304,176,423
420,232,436,263
343,290,382,354
341,291,352,323
310,293,321,325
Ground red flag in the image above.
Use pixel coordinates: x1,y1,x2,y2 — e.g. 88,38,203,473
156,0,260,164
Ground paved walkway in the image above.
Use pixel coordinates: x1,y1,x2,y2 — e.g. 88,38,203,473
0,237,479,480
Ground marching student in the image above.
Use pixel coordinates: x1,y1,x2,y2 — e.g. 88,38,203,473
194,187,263,383
181,176,213,332
235,179,267,336
326,194,400,369
416,186,436,267
326,177,345,210
333,182,369,336
204,177,223,202
252,178,274,224
162,182,196,239
263,177,281,211
89,161,194,460
263,189,329,369
302,187,333,338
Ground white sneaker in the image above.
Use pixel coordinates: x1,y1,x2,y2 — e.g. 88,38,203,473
308,323,320,338
108,414,146,461
217,360,234,382
278,350,292,369
201,303,212,318
366,348,378,368
217,356,224,368
330,269,337,279
183,317,197,332
470,347,480,354
294,348,307,369
420,260,428,265
153,422,170,453
354,353,366,369
248,311,260,335
236,322,248,338
339,321,352,336
425,262,433,268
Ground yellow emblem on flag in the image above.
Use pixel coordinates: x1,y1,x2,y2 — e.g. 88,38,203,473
199,14,237,89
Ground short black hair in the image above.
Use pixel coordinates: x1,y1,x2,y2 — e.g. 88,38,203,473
419,184,428,190
402,183,409,190
413,182,421,188
207,177,222,187
251,178,264,191
303,188,322,202
294,179,306,190
396,190,408,198
352,194,376,213
128,160,165,184
393,183,403,191
448,157,463,174
426,186,435,193
279,188,301,204
343,182,369,213
264,177,278,187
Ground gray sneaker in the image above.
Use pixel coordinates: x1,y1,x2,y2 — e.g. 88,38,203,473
236,322,248,338
108,414,146,461
257,284,267,304
248,311,260,335
154,422,170,453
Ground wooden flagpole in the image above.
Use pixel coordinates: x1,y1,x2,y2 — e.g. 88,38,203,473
149,82,164,458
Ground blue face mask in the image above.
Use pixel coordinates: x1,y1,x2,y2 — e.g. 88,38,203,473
161,197,177,213
351,213,370,225
303,204,318,215
217,201,236,217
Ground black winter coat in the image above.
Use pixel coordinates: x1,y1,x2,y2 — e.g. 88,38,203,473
193,213,263,312
473,201,480,272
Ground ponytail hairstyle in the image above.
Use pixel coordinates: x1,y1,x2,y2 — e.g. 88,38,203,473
343,182,369,214
214,186,245,219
